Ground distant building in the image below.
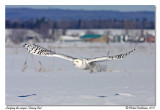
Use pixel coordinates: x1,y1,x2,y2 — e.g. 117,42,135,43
80,34,104,42
145,34,155,43
135,36,146,43
59,35,81,42
111,35,129,43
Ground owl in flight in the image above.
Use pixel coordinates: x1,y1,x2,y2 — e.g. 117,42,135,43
23,44,135,73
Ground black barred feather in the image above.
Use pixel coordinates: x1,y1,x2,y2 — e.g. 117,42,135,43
87,49,135,63
23,44,76,61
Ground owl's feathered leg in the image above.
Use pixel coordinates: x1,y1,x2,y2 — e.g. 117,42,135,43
90,69,93,74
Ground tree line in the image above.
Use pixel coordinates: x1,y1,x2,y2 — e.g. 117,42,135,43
6,17,155,30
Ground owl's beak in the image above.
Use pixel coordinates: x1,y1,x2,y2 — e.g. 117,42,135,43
23,44,27,47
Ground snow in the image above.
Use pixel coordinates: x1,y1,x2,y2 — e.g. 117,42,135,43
5,42,155,105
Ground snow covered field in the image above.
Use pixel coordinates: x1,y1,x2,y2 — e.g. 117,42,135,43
5,42,156,105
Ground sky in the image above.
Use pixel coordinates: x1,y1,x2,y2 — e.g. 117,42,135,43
6,5,155,12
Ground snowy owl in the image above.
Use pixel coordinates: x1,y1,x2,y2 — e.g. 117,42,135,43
23,44,135,73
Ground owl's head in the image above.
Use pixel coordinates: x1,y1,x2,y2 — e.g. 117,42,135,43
73,59,83,66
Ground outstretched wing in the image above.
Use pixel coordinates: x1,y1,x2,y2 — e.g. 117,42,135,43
87,49,135,63
23,44,76,62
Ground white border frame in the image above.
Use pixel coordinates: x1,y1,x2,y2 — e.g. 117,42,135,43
1,0,159,110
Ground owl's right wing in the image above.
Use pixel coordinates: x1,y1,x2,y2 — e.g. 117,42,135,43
23,44,76,62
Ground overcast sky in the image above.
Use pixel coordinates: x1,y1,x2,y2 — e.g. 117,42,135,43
6,5,155,12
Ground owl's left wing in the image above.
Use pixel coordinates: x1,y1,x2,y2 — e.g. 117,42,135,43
87,49,135,63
